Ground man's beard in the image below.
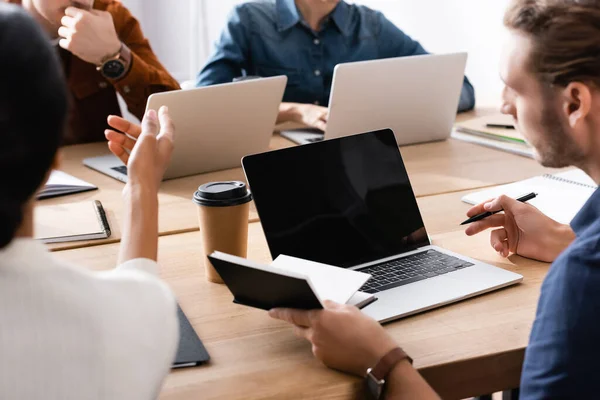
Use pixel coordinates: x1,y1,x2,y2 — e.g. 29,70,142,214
534,99,586,168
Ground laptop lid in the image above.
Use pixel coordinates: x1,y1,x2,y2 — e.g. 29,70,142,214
242,129,431,269
146,76,287,180
326,53,467,146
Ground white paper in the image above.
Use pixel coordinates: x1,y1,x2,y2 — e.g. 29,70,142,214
271,255,370,305
462,171,596,224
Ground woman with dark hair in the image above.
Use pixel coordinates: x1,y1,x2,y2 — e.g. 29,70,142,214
0,4,178,399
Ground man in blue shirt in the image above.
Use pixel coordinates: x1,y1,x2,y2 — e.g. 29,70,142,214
269,0,600,398
197,0,476,131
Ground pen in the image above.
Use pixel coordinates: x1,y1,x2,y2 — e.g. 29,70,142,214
460,192,537,226
486,123,516,130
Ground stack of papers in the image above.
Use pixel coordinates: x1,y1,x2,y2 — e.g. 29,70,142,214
453,115,534,158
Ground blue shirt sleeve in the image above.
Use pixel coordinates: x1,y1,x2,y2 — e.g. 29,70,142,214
520,244,600,398
196,6,250,87
375,12,475,112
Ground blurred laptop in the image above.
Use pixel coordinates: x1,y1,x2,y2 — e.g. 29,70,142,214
281,53,467,146
84,76,287,182
243,129,522,323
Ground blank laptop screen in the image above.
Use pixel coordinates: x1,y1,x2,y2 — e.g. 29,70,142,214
243,129,430,269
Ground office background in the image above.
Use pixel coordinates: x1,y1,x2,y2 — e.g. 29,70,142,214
122,0,509,107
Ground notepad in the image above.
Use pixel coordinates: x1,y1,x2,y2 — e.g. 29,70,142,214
462,169,597,224
455,115,525,144
208,252,375,311
35,200,111,243
38,170,97,199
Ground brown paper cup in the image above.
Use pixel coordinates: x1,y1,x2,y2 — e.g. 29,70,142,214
193,182,252,284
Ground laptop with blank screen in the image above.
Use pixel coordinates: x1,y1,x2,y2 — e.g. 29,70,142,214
242,129,522,323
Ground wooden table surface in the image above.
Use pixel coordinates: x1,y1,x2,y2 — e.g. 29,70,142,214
54,220,548,399
44,108,552,398
43,110,559,251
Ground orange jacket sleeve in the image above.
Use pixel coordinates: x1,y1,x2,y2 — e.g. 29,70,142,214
106,1,180,120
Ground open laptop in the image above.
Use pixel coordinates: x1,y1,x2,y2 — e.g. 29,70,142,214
281,53,467,146
242,129,522,323
84,76,287,182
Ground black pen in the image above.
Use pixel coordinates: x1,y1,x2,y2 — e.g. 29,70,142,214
486,123,516,130
460,192,537,226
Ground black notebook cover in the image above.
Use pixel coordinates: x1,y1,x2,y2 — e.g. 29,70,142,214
208,255,324,311
173,305,210,368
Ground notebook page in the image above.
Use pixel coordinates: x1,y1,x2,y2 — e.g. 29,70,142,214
552,169,597,187
35,201,103,240
271,255,370,304
45,170,95,190
462,175,595,224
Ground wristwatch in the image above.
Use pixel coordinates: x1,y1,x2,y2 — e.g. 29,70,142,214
97,43,132,80
365,347,413,399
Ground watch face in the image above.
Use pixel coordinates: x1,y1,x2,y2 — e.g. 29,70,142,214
102,59,126,79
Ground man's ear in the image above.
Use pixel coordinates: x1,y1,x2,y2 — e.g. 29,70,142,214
561,82,592,128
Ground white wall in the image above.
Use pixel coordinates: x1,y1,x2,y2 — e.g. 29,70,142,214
122,0,510,106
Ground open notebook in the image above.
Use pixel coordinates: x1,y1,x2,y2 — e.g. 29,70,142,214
38,170,97,199
462,169,597,224
207,252,376,311
35,200,111,243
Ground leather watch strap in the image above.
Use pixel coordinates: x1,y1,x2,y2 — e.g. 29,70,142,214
370,347,413,381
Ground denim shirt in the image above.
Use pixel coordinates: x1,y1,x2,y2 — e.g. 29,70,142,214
197,0,475,112
520,187,600,398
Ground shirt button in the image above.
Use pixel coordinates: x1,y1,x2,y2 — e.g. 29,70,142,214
123,85,131,94
314,69,321,76
98,81,108,89
314,101,320,105
313,38,320,45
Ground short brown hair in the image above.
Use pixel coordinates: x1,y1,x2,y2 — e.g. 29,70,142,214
504,0,600,88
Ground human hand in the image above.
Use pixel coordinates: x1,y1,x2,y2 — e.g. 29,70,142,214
464,195,575,262
108,107,175,192
58,6,121,65
269,301,398,377
285,103,328,131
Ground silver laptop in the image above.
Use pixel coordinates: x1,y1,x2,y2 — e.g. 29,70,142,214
84,76,287,182
242,129,522,323
281,53,467,146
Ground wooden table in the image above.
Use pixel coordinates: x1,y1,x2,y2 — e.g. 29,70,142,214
55,219,548,399
44,108,553,398
43,109,559,251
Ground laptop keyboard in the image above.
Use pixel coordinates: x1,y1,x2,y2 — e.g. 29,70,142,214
112,165,128,175
359,250,475,294
306,137,324,143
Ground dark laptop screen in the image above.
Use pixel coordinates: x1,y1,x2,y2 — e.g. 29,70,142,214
243,129,430,268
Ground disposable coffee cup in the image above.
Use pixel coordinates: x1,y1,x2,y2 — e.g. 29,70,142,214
193,181,253,283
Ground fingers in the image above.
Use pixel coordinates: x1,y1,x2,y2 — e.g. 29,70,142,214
269,308,313,328
157,106,175,143
57,26,71,40
464,214,506,236
482,195,518,213
322,300,343,310
293,325,312,341
107,115,142,138
140,109,159,139
60,15,76,28
107,141,129,165
466,198,495,217
104,129,136,152
64,6,85,18
58,38,71,51
312,120,327,132
490,228,509,257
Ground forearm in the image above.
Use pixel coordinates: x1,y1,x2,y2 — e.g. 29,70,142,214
385,361,440,400
118,184,159,264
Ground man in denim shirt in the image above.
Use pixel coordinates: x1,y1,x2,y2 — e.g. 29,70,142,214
268,0,600,398
197,0,475,131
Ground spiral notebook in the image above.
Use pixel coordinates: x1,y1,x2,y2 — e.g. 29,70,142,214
462,169,597,224
35,200,111,243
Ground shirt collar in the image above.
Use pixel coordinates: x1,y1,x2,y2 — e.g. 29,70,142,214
276,0,351,35
571,187,600,235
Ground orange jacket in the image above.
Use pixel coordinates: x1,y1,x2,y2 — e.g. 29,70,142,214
9,0,180,144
